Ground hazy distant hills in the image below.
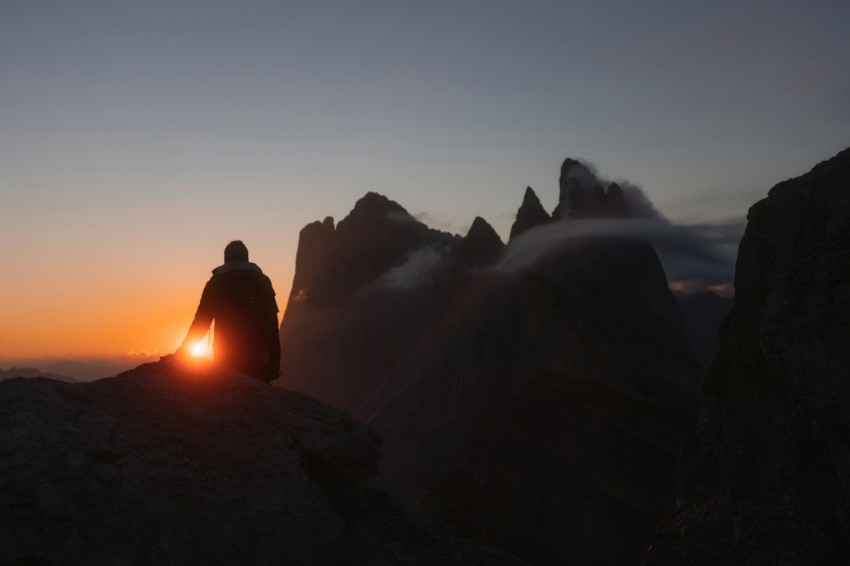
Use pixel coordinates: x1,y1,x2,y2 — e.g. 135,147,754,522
0,367,77,382
0,356,159,382
278,157,705,565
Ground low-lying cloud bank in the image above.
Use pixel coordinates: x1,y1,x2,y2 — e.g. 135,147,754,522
364,215,743,296
365,157,745,296
364,246,451,292
495,216,743,293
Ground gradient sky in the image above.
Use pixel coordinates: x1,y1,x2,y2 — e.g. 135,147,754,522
2,0,849,362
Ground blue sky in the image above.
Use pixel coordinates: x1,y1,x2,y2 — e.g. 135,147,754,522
1,0,849,360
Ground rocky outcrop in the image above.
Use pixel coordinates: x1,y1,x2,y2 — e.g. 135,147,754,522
289,215,336,306
644,147,850,565
509,187,550,241
0,360,524,565
279,163,701,565
279,193,460,415
555,158,601,219
553,158,639,220
297,192,457,306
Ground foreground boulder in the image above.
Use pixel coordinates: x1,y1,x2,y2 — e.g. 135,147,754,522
0,360,523,565
644,148,850,565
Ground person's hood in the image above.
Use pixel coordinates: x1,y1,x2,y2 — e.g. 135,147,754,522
212,261,263,276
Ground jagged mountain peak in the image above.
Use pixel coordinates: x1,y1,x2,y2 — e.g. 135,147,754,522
455,216,505,272
349,191,409,220
510,186,550,241
467,215,501,239
556,157,603,219
559,157,591,182
553,157,658,220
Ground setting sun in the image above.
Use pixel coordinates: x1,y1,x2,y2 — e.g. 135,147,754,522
191,340,211,359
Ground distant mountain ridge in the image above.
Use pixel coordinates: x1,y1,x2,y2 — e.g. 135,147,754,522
0,356,158,381
0,366,77,382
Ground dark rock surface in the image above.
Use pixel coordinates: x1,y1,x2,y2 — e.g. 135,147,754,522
554,158,601,219
398,238,699,566
279,165,701,565
509,187,550,241
279,193,460,416
421,372,695,566
644,147,850,565
675,291,733,372
606,182,629,217
552,158,643,220
0,360,524,565
455,217,505,272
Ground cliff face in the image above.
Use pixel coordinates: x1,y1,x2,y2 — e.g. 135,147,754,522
279,193,461,418
406,238,698,566
279,162,701,565
0,360,523,565
645,148,850,565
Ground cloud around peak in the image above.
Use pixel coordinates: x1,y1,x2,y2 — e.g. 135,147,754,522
493,215,742,293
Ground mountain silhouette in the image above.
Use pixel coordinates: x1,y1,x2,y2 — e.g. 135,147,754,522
278,158,701,565
4,150,847,564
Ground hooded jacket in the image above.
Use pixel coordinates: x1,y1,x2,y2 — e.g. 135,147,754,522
183,261,280,381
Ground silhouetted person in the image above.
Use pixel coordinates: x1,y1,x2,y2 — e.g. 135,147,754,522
178,240,280,382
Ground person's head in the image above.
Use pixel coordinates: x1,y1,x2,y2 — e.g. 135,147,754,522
224,240,249,263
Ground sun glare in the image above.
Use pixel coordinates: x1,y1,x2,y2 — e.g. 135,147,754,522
192,340,210,358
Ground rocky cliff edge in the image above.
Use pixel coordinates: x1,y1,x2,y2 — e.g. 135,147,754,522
644,147,850,565
0,359,524,565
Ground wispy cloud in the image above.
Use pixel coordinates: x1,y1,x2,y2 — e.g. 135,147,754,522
361,246,451,292
492,216,742,292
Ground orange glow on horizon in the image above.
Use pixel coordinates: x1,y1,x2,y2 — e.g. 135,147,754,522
0,255,291,361
669,279,733,297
